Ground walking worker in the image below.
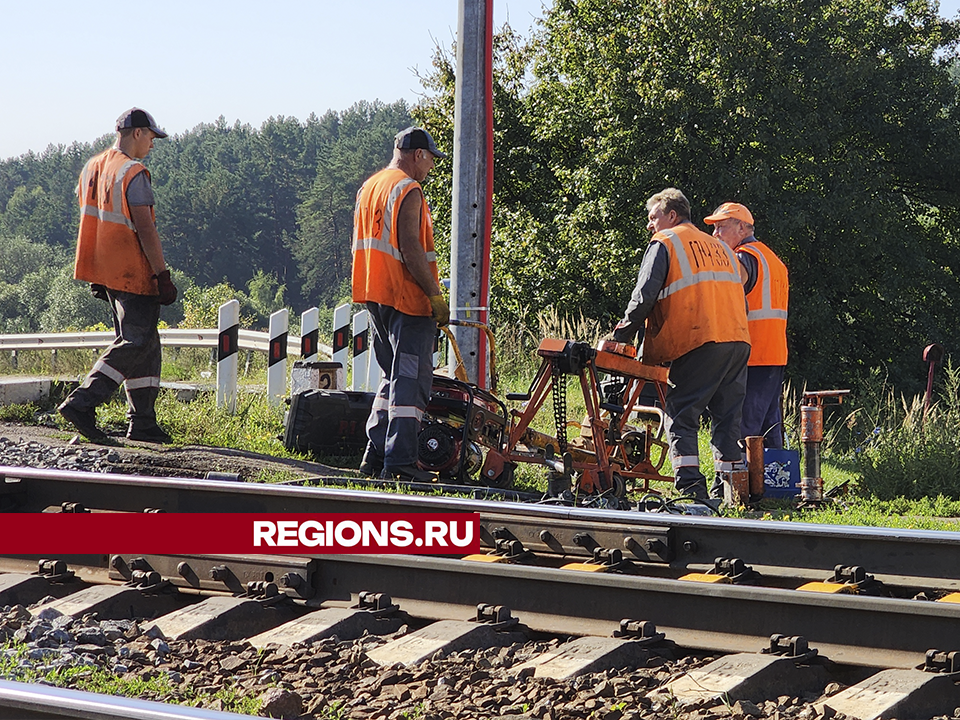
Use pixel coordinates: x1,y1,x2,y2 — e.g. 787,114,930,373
352,126,450,482
612,188,750,500
58,108,177,444
705,202,789,448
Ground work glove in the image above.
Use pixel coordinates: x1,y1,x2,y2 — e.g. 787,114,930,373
155,270,178,306
428,294,450,326
90,284,108,302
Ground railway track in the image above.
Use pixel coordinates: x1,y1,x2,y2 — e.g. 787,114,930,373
2,464,960,719
0,677,259,719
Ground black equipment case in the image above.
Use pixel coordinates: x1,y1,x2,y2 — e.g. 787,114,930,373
284,390,374,456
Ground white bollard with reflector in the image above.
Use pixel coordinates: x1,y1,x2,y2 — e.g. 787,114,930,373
300,307,319,362
267,309,288,407
332,303,350,390
217,299,240,413
351,310,370,391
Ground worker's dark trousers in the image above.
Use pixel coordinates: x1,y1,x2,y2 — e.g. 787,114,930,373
63,290,162,431
365,302,436,471
663,341,750,498
741,365,785,449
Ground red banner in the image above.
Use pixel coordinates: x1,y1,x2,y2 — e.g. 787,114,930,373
0,513,481,554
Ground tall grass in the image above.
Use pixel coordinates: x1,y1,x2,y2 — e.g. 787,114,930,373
89,390,299,458
492,306,604,394
853,362,960,500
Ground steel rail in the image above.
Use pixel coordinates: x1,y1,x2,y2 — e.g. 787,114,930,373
313,554,957,670
0,678,262,719
2,465,960,589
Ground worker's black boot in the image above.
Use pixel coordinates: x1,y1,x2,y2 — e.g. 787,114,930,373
58,372,119,442
359,442,384,477
125,386,173,444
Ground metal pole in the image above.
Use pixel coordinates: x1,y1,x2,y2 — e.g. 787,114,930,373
451,0,493,387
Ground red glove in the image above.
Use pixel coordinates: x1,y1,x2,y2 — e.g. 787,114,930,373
155,270,178,306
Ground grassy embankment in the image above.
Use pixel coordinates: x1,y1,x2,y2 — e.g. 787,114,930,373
2,320,959,530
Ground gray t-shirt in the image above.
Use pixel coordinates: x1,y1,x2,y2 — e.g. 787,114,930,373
125,171,155,207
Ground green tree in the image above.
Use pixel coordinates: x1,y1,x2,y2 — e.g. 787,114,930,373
292,101,413,306
39,266,111,332
181,282,257,329
0,234,68,284
246,270,287,324
417,0,960,390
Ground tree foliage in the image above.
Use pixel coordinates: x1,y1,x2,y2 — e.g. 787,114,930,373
293,102,413,305
0,102,412,332
416,0,960,390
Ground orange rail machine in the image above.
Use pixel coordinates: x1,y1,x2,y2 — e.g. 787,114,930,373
477,338,674,498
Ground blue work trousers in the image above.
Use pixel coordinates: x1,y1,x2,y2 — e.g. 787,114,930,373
365,302,436,471
741,365,785,448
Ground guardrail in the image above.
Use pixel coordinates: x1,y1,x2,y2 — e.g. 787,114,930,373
0,304,341,414
0,328,328,355
0,302,402,414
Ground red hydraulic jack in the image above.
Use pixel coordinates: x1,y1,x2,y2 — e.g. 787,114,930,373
799,390,850,503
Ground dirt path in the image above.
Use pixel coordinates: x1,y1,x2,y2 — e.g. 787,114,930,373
0,421,355,482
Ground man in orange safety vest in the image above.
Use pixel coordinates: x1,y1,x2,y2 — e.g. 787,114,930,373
352,127,450,482
59,108,177,444
705,202,789,448
613,188,751,501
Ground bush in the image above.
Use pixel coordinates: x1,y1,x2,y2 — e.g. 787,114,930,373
856,361,960,500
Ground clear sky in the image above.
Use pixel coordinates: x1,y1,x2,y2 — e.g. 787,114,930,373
1,0,957,162
0,0,550,161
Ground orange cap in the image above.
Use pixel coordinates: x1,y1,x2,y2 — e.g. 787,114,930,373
704,202,754,225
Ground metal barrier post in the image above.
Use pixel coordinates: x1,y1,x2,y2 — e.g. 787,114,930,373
267,309,288,406
300,307,319,362
351,310,370,392
217,300,240,413
332,304,350,387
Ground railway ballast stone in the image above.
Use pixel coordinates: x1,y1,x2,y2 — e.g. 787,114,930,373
259,687,304,718
0,599,903,720
0,437,115,473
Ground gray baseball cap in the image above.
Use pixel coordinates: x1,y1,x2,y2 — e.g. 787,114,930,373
116,108,168,138
395,126,446,158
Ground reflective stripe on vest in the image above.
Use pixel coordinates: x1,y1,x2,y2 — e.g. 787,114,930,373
746,249,788,321
657,230,743,300
74,149,156,295
352,177,440,266
353,236,437,265
641,223,750,365
78,158,141,231
739,240,788,366
80,204,136,230
351,168,438,317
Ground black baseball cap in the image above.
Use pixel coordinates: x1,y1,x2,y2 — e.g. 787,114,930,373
395,126,446,158
116,108,168,138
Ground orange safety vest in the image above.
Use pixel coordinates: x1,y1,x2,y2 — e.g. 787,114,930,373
738,240,788,366
74,148,157,295
643,222,750,365
352,167,438,317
